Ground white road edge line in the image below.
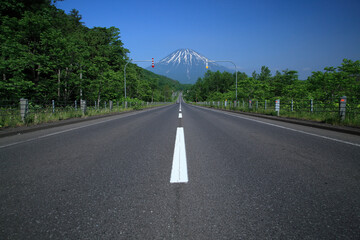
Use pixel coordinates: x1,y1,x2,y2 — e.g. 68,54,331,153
170,127,188,183
192,105,360,148
0,108,162,149
0,118,119,149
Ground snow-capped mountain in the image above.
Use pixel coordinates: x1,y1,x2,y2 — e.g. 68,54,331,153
147,49,230,84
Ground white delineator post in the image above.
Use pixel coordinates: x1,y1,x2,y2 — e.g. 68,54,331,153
109,100,113,111
81,100,86,114
20,98,28,122
275,99,280,116
339,96,347,121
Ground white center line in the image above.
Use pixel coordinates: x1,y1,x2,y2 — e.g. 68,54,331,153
178,113,182,118
170,127,188,183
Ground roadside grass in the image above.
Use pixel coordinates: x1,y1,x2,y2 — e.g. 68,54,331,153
341,113,360,127
0,104,166,129
3,102,358,129
202,103,360,128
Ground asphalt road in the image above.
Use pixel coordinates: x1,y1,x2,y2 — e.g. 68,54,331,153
1,101,359,239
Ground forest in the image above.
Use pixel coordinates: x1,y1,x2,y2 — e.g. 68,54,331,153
185,59,360,103
2,1,359,112
0,0,182,104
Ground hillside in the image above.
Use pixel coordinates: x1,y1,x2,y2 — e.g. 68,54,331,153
0,0,182,103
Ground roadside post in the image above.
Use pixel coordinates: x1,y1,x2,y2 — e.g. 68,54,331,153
275,99,280,116
339,96,347,121
81,100,86,114
265,100,267,110
20,98,28,122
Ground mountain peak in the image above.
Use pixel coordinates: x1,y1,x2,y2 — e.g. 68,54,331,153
159,48,208,65
148,49,229,84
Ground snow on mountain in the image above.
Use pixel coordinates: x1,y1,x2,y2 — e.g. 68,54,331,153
147,49,230,84
160,49,207,65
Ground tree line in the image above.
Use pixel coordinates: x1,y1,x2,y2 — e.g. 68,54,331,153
0,0,181,104
185,59,360,102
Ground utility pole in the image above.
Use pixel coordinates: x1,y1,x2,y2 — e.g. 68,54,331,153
80,65,83,100
206,60,238,100
124,58,154,106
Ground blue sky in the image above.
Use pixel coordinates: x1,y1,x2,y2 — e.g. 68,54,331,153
56,0,360,80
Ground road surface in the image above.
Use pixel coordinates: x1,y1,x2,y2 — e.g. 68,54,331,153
1,101,359,239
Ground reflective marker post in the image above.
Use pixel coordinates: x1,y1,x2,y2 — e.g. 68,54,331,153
275,99,280,116
20,98,28,122
81,100,86,114
339,96,347,121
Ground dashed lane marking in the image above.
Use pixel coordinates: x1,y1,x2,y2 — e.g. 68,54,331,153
170,127,188,183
